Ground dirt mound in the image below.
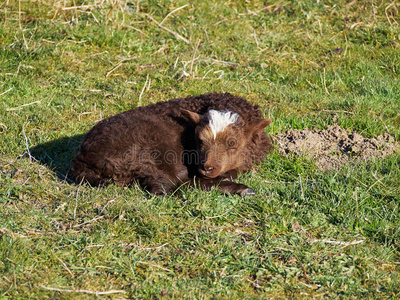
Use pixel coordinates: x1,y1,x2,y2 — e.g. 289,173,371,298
275,124,399,171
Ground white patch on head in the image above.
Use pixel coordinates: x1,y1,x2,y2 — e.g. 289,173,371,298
208,110,239,139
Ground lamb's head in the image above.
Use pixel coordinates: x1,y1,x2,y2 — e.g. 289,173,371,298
182,109,271,179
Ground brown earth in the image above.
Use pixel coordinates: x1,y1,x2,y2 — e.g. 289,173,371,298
274,124,399,171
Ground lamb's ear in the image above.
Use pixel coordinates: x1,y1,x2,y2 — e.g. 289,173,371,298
246,119,271,140
181,109,202,124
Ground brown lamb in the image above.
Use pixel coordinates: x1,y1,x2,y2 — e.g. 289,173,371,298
70,93,273,196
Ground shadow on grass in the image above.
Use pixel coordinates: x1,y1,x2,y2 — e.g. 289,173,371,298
30,134,84,183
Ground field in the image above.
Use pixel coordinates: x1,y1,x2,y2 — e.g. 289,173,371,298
1,0,400,298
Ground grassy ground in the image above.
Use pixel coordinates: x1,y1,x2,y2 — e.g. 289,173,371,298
1,0,400,298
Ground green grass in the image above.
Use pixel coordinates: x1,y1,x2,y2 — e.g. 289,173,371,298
1,0,400,298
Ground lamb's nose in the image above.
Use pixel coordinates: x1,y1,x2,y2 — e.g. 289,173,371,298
204,166,214,173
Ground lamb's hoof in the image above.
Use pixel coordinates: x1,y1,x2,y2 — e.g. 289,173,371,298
240,188,256,197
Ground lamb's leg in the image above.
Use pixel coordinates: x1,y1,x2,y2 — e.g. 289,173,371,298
190,177,256,196
139,174,180,195
71,158,112,187
138,165,191,195
217,180,256,196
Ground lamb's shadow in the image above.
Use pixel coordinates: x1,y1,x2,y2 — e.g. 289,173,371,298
31,134,84,183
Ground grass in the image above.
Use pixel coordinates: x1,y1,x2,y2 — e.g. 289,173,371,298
1,0,400,298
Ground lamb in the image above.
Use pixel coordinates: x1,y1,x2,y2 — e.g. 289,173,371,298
70,93,273,196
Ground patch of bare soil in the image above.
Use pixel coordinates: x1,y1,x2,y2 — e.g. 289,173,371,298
275,124,399,171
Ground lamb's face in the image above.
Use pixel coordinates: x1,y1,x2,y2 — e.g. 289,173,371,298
195,110,245,178
182,109,271,179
